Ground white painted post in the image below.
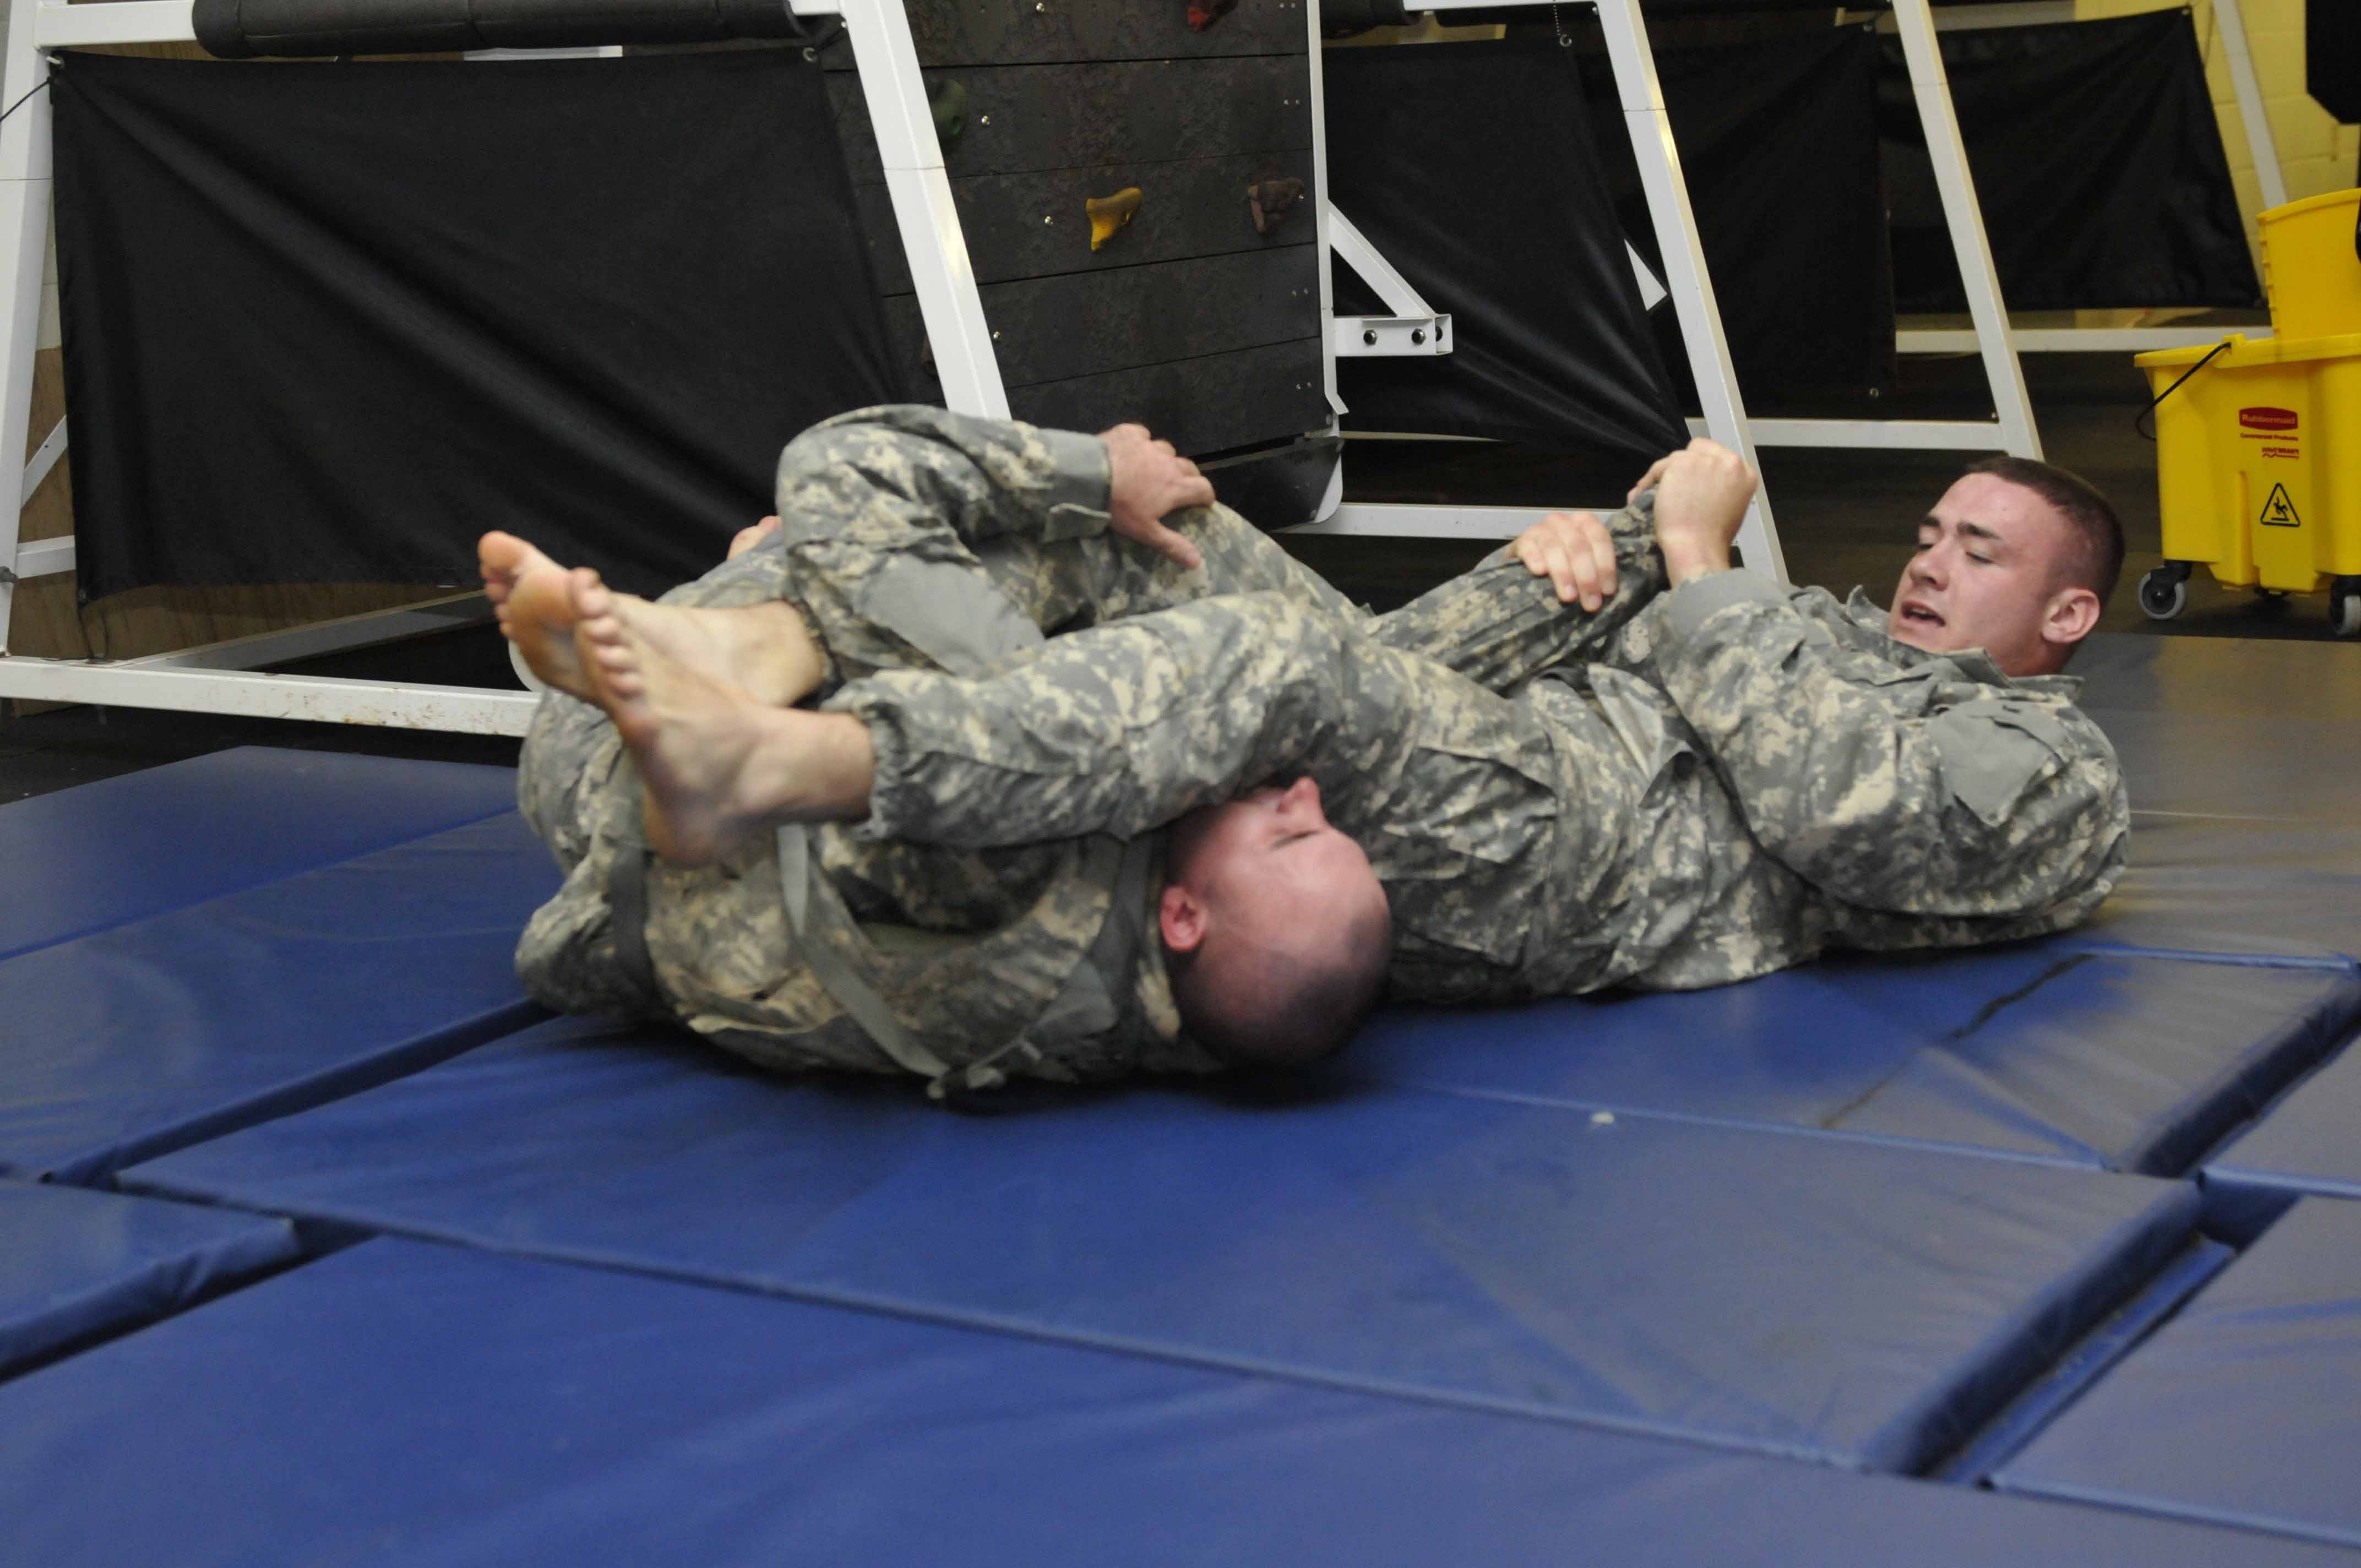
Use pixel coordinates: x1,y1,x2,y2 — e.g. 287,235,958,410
1591,0,1786,582
0,0,55,651
1890,0,2040,460
2211,0,2287,212
834,0,1007,417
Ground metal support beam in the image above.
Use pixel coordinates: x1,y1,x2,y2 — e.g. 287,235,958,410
1898,324,2271,354
1699,417,2013,451
32,0,195,46
117,591,495,672
0,0,57,654
1890,0,2039,460
19,413,62,506
0,658,537,733
9,533,69,579
1329,206,1434,319
2211,0,2287,212
837,0,1005,416
1592,0,1783,581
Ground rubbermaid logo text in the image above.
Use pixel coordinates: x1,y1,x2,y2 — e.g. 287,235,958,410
2240,407,2299,432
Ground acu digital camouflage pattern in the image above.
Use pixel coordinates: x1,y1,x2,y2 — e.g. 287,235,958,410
519,403,2128,1092
515,405,1261,1088
826,413,2130,1001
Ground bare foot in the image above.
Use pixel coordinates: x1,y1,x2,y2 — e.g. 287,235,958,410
480,531,596,701
569,569,873,865
480,530,821,707
596,592,822,709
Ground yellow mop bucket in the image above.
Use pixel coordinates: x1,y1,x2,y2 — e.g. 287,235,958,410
2134,328,2361,635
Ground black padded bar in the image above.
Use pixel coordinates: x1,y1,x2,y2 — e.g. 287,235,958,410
193,0,802,59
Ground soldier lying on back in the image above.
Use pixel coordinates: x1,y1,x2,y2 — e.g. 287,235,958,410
488,406,2130,1094
486,411,1418,1095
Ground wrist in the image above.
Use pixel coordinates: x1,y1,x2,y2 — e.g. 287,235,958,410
1661,540,1732,587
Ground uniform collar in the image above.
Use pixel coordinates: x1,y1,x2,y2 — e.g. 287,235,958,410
1838,587,2083,700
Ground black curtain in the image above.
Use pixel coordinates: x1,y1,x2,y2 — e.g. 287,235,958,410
1322,41,1687,459
1879,11,2262,313
2313,0,2361,124
52,50,902,601
1577,23,1893,406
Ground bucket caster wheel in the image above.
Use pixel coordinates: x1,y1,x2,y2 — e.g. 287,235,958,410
2139,563,2190,621
2333,578,2361,639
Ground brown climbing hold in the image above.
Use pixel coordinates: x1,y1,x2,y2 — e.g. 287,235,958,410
1248,176,1305,236
1187,0,1237,31
1086,187,1144,252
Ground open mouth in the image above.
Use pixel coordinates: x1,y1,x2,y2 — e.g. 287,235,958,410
1898,602,1945,628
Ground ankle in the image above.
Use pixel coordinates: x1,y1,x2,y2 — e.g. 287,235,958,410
741,708,873,820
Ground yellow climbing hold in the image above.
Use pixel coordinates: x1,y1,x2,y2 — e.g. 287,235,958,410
1086,187,1143,252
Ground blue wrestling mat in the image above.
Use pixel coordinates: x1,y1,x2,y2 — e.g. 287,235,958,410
125,1014,2201,1474
1995,1200,2361,1551
1346,945,2360,1176
6,629,2361,1565
0,747,521,963
2204,1042,2361,1230
0,1179,297,1378
0,807,557,1182
5,1235,2357,1568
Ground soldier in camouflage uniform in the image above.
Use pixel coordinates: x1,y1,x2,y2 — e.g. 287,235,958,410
813,426,2132,1004
501,407,1434,1095
505,405,2128,1094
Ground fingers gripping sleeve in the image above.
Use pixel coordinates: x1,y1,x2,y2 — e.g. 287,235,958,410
1370,496,1668,693
1650,574,2126,918
775,406,1113,548
826,592,1413,850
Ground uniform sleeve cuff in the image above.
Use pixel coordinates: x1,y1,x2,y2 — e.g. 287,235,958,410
1653,568,1786,652
819,682,914,840
1034,426,1115,540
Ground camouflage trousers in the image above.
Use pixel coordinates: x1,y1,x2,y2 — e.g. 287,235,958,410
512,499,1351,1084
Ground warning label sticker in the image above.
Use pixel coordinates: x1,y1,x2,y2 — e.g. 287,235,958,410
2260,483,2302,529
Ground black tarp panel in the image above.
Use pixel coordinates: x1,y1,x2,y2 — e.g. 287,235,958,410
1322,41,1686,458
2313,0,2361,124
52,50,901,600
1575,24,1894,406
1879,11,2262,313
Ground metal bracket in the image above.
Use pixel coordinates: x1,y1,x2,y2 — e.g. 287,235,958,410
1333,314,1450,357
1328,204,1454,359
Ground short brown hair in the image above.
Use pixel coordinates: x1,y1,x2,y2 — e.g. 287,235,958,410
1170,894,1391,1070
1963,455,2124,606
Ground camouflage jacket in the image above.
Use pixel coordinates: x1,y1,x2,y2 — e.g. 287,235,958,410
835,513,2129,1000
516,407,1220,1091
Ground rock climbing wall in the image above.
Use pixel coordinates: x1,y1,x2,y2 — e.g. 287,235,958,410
827,0,1330,459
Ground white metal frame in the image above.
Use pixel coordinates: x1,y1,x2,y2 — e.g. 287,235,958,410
0,0,1006,733
2,0,2275,725
1309,0,2291,555
1307,0,1787,580
1884,0,2283,358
